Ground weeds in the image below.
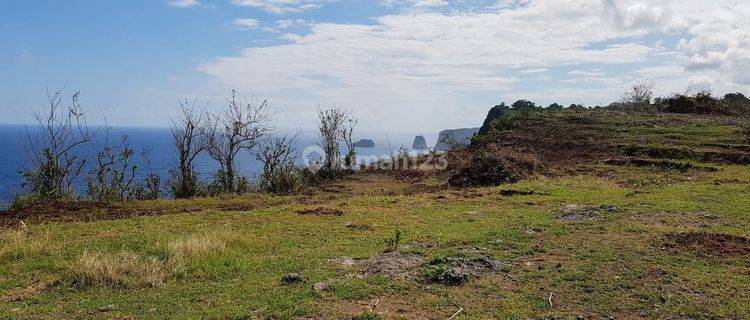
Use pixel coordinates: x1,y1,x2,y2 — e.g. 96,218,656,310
383,229,402,253
351,310,381,320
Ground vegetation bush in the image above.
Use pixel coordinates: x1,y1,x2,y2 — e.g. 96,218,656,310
721,92,750,115
9,193,45,211
658,92,727,115
449,147,542,187
258,166,312,195
20,90,91,204
615,79,656,112
478,100,542,136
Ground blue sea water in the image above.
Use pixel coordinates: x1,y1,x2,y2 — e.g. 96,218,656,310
0,124,436,203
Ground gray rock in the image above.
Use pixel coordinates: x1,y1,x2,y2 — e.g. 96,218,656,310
434,128,479,151
353,139,375,148
281,273,307,284
412,135,428,149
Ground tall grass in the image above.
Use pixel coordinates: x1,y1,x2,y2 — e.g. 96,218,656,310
0,229,51,263
64,230,231,289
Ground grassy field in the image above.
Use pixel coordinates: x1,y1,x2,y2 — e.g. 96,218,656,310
2,111,750,319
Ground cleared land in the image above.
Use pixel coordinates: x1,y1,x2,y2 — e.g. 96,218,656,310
1,110,749,319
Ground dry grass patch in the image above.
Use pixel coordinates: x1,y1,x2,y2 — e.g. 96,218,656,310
66,251,169,288
166,230,229,269
65,230,230,289
0,229,50,262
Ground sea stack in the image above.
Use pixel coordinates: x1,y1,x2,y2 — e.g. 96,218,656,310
412,135,428,149
353,139,375,148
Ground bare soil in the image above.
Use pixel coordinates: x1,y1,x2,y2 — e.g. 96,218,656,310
296,207,344,216
663,232,750,258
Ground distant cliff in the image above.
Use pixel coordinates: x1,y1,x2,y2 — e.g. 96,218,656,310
434,128,479,151
478,103,510,135
412,135,428,149
353,139,375,148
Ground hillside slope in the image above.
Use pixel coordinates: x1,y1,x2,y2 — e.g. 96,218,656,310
1,110,749,319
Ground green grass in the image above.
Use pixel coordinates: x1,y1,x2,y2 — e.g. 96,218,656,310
3,108,750,319
1,164,748,319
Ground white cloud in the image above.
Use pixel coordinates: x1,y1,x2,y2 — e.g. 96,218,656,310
200,0,750,131
233,18,260,29
413,0,449,7
166,0,199,8
519,68,548,74
231,0,334,14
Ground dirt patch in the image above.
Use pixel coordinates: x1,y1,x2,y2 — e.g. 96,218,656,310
499,189,538,197
558,204,620,222
0,200,261,228
631,211,725,229
468,111,618,173
296,207,343,216
214,203,255,212
603,158,717,172
663,232,750,258
1,279,58,302
327,257,357,267
422,254,509,285
360,252,424,280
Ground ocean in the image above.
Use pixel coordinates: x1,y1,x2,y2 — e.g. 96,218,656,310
0,124,436,203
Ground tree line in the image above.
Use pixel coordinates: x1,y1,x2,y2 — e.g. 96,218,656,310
12,89,358,209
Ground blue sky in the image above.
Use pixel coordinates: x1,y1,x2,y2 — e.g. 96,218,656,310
2,0,749,132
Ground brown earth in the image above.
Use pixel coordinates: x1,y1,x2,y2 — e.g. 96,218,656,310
296,207,344,216
663,232,750,258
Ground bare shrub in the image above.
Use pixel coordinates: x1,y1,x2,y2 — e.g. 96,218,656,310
317,106,352,172
20,90,93,202
341,118,358,169
619,79,655,110
256,134,301,194
86,132,138,202
437,130,464,151
204,90,274,193
169,99,206,199
131,148,162,200
449,146,542,187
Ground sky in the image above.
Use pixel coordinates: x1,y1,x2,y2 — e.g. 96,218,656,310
1,0,749,132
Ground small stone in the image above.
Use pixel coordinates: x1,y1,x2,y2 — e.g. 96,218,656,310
98,305,115,312
281,273,307,285
313,282,329,292
440,268,469,285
